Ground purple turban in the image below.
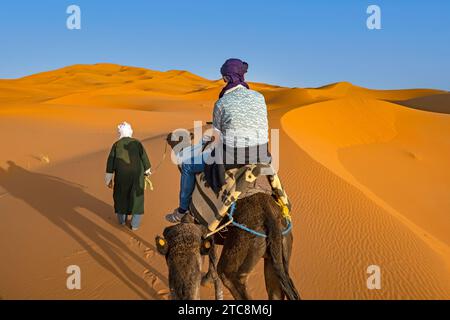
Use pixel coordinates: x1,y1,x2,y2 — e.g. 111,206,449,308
219,58,250,98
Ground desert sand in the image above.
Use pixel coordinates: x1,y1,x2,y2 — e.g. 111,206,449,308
0,63,449,299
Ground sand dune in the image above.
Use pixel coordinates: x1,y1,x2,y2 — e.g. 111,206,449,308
281,98,450,245
281,98,450,298
310,81,445,101
0,64,449,299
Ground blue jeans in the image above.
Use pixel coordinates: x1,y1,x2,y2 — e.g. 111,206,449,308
179,156,206,211
117,214,143,229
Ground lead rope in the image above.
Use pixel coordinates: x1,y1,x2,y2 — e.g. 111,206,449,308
150,140,168,174
144,139,169,191
226,201,292,238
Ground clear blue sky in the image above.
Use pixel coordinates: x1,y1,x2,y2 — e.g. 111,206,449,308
0,0,449,90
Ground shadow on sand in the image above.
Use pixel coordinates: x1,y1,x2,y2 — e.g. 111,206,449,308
0,161,167,299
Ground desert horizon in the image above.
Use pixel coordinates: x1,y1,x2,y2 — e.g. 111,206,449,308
1,63,449,300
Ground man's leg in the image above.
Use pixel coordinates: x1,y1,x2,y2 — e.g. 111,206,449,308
179,161,205,211
166,158,205,223
130,214,143,231
116,213,127,225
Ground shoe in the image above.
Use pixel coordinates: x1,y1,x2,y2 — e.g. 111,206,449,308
165,208,187,223
131,227,139,231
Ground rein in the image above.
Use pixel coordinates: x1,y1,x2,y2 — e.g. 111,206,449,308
226,202,293,238
149,139,169,174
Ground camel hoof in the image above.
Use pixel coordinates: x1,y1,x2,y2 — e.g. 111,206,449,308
201,273,213,287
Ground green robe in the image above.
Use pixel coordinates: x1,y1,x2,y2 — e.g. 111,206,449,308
106,137,151,215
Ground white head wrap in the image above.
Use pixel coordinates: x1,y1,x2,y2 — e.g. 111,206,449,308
118,121,133,139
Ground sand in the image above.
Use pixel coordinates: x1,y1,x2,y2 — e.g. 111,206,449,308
0,63,449,299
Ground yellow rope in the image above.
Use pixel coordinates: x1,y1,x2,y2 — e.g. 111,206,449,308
144,176,154,191
276,197,291,221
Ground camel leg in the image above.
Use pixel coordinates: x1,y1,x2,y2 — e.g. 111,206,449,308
201,247,217,285
219,259,259,300
264,258,284,300
201,246,223,300
218,236,266,300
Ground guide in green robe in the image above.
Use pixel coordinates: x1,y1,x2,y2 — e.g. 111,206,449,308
105,123,151,225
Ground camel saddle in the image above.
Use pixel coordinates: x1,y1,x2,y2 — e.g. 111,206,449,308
189,164,291,233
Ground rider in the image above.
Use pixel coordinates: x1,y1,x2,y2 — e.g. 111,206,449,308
166,58,270,223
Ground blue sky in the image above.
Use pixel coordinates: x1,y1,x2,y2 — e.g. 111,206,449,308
0,0,449,90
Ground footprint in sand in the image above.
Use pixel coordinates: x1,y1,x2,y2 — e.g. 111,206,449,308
157,288,170,300
129,237,143,248
144,248,154,259
129,236,155,259
142,269,169,300
142,269,160,288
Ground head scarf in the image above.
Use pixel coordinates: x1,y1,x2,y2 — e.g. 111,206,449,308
219,58,250,98
118,121,133,139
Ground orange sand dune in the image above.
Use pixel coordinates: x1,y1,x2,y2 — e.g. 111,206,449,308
0,64,449,299
281,98,450,245
281,98,450,298
309,81,446,101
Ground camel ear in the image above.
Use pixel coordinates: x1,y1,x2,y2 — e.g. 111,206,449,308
155,236,168,255
200,238,212,255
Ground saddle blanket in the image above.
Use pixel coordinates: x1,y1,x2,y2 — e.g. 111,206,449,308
189,164,291,232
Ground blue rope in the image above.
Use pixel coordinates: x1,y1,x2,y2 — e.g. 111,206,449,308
226,202,292,238
282,220,292,236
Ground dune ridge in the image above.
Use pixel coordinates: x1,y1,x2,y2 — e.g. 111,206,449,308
1,63,445,108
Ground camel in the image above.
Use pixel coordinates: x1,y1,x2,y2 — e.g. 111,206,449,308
155,222,223,300
157,131,300,300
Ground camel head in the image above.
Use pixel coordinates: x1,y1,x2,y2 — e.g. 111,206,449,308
155,223,212,300
166,130,194,151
